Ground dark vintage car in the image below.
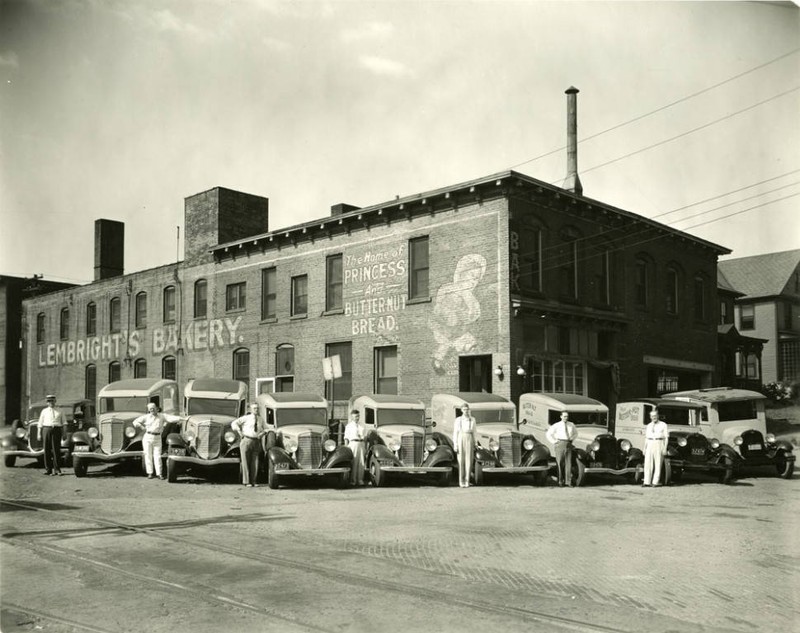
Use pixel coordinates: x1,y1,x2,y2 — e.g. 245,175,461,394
260,393,353,489
431,392,551,485
349,394,454,487
165,378,248,483
615,398,737,485
72,378,180,477
663,388,794,479
3,398,96,468
521,392,643,486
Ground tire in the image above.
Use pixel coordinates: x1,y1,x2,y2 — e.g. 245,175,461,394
267,457,279,489
629,464,643,485
533,470,549,486
718,457,734,485
571,456,586,487
167,459,179,483
473,461,484,486
662,458,672,485
73,456,88,478
438,468,452,487
4,454,16,468
370,458,385,488
337,468,351,489
776,453,794,479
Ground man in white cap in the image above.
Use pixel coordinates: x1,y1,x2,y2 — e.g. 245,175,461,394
38,394,64,476
643,409,669,487
132,402,180,479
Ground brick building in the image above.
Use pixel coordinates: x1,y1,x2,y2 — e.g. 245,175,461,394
21,90,730,418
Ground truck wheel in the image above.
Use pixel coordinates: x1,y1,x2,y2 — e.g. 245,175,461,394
267,457,279,489
570,456,586,487
473,462,484,486
167,459,178,483
533,470,549,486
73,457,87,478
661,459,672,485
336,469,351,489
4,455,16,468
438,468,452,487
718,457,735,485
776,453,794,479
370,458,385,488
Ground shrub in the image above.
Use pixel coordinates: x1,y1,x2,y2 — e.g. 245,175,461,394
761,381,794,403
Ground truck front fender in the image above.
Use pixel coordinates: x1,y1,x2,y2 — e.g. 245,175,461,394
522,443,551,467
322,445,353,468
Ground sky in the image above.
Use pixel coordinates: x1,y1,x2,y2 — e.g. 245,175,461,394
1,0,798,285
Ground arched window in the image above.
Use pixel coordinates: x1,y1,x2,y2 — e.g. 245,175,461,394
558,226,581,300
634,255,652,308
194,279,207,318
36,312,46,343
86,302,97,336
162,356,176,381
693,274,707,322
110,297,121,333
135,292,147,328
275,343,294,392
134,358,147,378
109,361,121,384
60,307,70,340
233,348,250,384
85,364,97,400
665,265,680,315
163,286,176,323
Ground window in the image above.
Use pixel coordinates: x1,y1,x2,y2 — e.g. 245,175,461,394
60,308,69,340
194,279,207,318
110,297,121,333
86,303,97,336
409,237,430,300
275,344,294,392
719,301,728,325
36,313,45,343
783,302,794,331
740,304,755,330
693,276,706,321
596,250,611,305
291,275,308,316
531,359,586,395
163,286,176,323
326,255,343,311
458,355,492,393
134,358,147,378
261,268,277,320
559,237,578,300
135,292,147,328
109,361,121,383
233,348,250,384
226,282,246,312
375,346,398,394
666,268,679,315
520,228,542,293
162,356,176,380
325,342,352,400
85,365,97,400
634,258,649,308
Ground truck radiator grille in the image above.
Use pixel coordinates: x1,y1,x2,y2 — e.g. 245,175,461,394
400,433,423,466
498,434,520,467
296,434,322,469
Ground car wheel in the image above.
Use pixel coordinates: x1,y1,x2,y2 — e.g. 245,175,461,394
167,459,179,483
267,457,279,489
4,454,16,468
73,457,88,478
776,453,794,479
571,458,586,487
718,457,735,485
473,461,484,486
370,458,385,487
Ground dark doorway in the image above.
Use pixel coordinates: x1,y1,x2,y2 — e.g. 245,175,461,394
459,355,492,393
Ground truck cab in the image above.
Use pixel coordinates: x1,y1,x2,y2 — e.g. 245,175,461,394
430,392,549,485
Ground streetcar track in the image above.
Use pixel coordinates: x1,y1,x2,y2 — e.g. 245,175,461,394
2,498,637,633
2,602,116,633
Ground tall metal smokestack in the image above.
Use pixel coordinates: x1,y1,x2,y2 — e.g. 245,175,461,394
562,86,583,196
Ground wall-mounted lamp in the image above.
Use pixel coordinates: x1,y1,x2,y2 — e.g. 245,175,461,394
516,366,527,377
493,365,504,380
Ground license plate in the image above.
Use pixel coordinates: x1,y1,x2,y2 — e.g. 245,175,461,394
72,445,90,452
168,448,186,456
275,463,289,470
590,462,603,468
691,448,705,456
747,444,762,451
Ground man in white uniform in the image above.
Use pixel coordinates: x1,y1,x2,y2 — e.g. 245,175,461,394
453,404,476,487
343,409,366,486
38,394,64,476
546,411,578,487
643,409,669,487
132,403,179,480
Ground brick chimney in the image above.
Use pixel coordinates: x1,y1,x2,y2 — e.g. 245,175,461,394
94,219,124,281
562,86,583,196
331,203,360,216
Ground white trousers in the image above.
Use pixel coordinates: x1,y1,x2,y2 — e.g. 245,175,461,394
349,441,365,485
142,433,163,477
456,436,474,486
643,439,665,485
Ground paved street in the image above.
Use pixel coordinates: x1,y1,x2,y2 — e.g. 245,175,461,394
1,463,798,633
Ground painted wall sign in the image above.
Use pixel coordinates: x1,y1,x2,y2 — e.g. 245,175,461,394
344,246,407,336
37,317,243,367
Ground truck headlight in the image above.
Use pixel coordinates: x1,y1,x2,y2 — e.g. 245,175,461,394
620,439,631,452
522,438,534,450
388,439,401,452
88,427,99,439
734,436,743,446
425,438,438,452
765,433,776,443
488,439,500,452
185,431,196,442
677,437,687,447
223,431,236,444
710,439,720,449
15,427,26,439
284,438,298,454
591,441,601,452
124,426,136,438
324,439,336,452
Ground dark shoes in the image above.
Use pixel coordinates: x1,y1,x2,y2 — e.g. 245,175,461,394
147,474,155,479
43,471,52,476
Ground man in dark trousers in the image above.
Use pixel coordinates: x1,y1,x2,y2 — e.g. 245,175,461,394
38,394,64,476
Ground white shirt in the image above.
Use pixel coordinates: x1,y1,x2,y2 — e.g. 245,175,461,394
133,412,178,434
38,406,63,428
546,419,577,444
344,420,364,443
645,420,669,440
231,413,264,439
453,414,476,447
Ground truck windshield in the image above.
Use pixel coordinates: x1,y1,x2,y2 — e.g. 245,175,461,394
658,407,696,426
548,411,608,427
716,400,759,422
99,396,151,414
376,409,425,427
187,398,241,417
275,408,327,427
472,409,516,425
